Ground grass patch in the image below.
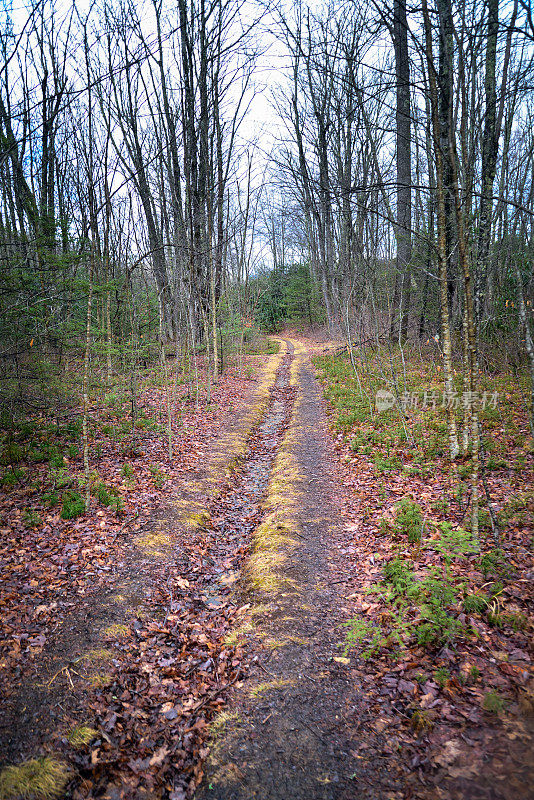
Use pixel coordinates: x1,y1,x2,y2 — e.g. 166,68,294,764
208,710,241,739
67,725,98,748
60,490,84,519
249,678,293,697
0,758,70,800
223,620,255,646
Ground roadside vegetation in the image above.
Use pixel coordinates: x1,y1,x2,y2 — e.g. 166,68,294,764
314,342,533,792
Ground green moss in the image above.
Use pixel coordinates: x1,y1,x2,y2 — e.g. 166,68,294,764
136,531,173,555
187,510,210,528
102,623,130,639
208,711,241,739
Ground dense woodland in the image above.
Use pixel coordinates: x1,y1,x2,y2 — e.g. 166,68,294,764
1,0,534,797
2,0,534,523
1,0,534,398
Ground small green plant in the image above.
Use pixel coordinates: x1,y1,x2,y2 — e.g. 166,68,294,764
374,453,401,473
0,442,24,465
48,452,65,469
486,456,507,471
41,490,60,508
22,509,42,527
60,420,82,441
342,618,384,659
114,495,125,515
480,548,511,579
48,467,74,490
431,497,450,514
148,464,166,488
404,465,422,476
121,462,134,478
1,467,26,488
469,665,481,682
94,482,113,506
462,592,488,613
505,611,528,631
410,708,434,735
414,570,464,647
61,490,85,519
482,690,507,714
430,522,479,564
105,392,120,408
394,498,424,543
488,610,528,631
383,558,414,593
434,667,450,688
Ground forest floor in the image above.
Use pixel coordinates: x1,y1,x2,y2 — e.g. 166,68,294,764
0,333,533,800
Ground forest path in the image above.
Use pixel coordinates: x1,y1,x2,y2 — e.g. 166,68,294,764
199,339,394,800
0,342,285,779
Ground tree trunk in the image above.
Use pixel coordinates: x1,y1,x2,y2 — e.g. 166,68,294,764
422,0,459,461
393,0,412,341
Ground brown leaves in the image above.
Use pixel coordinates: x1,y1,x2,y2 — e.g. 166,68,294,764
0,357,267,798
319,374,534,798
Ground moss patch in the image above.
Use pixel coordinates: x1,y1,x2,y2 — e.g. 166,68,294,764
102,623,130,640
88,673,113,688
136,531,174,556
82,648,113,664
186,510,210,528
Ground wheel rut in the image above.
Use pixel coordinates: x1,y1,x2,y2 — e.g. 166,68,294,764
199,340,395,800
